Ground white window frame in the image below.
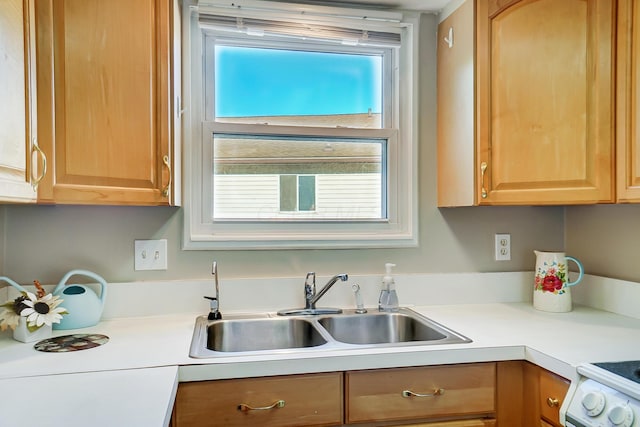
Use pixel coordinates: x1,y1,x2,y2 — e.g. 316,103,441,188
182,0,419,250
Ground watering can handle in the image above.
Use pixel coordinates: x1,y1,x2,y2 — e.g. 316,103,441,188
54,270,107,303
565,256,584,287
0,276,28,293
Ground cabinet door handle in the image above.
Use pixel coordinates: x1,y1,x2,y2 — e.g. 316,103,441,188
480,161,488,199
443,27,453,48
176,96,184,118
237,399,285,412
31,139,47,190
402,388,444,398
546,397,559,407
161,155,171,198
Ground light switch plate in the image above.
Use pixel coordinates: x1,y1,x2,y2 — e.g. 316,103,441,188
134,239,168,271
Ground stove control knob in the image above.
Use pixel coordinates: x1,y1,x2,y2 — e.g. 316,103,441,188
581,390,605,416
607,404,634,427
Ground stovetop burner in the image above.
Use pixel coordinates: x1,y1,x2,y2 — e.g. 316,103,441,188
594,360,640,385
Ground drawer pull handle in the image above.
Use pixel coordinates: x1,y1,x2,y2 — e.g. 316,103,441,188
238,400,285,412
402,388,445,398
546,397,559,407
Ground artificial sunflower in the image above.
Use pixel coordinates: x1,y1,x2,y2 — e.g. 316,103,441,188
20,292,68,331
0,295,28,331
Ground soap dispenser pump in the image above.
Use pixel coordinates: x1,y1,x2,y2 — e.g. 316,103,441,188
378,263,399,312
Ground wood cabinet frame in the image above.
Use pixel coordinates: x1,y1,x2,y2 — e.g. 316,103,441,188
438,0,615,206
33,0,177,205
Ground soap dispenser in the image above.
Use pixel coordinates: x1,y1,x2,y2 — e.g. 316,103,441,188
378,263,399,312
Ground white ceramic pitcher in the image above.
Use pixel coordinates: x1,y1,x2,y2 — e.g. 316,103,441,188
533,250,584,313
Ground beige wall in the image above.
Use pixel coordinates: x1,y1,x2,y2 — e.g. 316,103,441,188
0,14,566,285
566,205,640,282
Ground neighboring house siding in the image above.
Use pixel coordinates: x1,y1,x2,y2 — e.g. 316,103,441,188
214,175,279,218
214,174,380,219
316,174,381,218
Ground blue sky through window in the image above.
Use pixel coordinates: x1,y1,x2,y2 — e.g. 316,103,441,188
215,46,382,117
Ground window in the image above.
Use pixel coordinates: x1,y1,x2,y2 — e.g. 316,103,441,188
184,0,418,249
280,175,315,213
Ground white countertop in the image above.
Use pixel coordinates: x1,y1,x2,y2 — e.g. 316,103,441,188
0,366,178,427
1,301,640,426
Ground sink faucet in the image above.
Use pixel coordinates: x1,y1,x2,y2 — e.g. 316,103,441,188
306,273,348,310
277,272,348,316
204,261,222,320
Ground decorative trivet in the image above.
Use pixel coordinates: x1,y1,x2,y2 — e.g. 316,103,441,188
34,334,109,352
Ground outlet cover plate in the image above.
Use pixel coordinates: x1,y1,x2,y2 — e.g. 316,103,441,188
495,233,511,261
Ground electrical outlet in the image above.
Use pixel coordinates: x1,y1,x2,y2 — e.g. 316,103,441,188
494,233,511,261
134,239,168,271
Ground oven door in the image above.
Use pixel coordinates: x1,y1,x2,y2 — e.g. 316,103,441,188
564,415,590,427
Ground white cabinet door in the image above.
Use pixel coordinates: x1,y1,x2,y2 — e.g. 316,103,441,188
0,0,36,202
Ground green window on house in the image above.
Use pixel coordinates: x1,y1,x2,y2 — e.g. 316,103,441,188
280,175,316,212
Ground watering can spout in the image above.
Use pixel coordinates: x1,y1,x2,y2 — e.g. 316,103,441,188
0,276,27,293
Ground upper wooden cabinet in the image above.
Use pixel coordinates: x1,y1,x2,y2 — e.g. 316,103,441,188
617,0,640,202
437,0,475,207
0,0,37,203
438,0,615,206
33,0,179,205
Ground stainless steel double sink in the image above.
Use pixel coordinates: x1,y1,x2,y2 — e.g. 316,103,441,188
189,308,471,358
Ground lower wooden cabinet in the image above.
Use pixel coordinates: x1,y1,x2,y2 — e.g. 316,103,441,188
346,363,495,424
173,372,343,427
398,421,496,427
172,361,567,427
521,362,570,427
538,367,570,427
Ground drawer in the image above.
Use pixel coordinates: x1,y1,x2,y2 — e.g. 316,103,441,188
397,420,496,426
539,369,569,427
174,372,343,427
346,363,496,424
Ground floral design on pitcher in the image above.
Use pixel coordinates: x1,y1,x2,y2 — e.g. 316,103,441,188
534,261,567,294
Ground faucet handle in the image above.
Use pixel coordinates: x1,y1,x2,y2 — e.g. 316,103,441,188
304,271,316,293
304,272,316,286
303,272,316,309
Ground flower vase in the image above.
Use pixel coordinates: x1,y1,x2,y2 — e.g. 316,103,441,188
533,250,584,313
13,318,52,343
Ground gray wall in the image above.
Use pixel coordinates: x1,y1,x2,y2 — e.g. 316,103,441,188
0,206,5,275
566,205,640,282
0,14,566,285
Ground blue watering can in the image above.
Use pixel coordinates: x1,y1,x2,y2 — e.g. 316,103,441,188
52,270,107,330
0,270,107,330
